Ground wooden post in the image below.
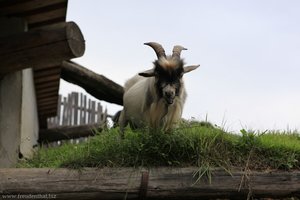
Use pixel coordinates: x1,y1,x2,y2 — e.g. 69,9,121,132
62,97,68,126
61,61,124,105
0,21,85,74
73,92,79,126
57,95,62,126
91,101,96,123
97,102,102,124
0,168,299,199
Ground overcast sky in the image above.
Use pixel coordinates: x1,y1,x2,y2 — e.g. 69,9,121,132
62,0,300,132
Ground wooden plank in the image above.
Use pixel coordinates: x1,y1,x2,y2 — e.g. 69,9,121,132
36,89,57,98
34,66,61,78
39,124,101,143
28,17,65,29
88,99,92,124
34,65,61,73
79,93,84,125
34,80,59,90
35,82,59,92
62,97,68,126
73,92,79,126
37,99,57,107
83,94,87,124
0,168,299,199
35,86,58,95
37,100,57,107
53,95,61,126
37,96,57,104
97,102,102,123
56,95,62,126
34,64,62,72
104,108,107,123
71,92,75,125
35,91,58,99
91,101,96,124
0,0,67,15
34,74,60,84
67,93,72,126
26,8,66,25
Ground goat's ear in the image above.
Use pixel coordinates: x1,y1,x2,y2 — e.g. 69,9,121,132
183,65,200,74
138,69,156,77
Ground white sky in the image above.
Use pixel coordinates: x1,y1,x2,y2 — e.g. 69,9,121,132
62,0,300,132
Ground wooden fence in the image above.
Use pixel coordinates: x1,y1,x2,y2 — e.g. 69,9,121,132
47,92,107,128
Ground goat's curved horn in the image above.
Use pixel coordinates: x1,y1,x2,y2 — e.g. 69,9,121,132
172,45,187,58
144,42,166,58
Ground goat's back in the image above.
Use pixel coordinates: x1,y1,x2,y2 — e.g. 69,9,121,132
124,75,145,92
122,75,152,127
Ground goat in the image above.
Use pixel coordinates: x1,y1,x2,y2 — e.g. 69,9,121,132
118,42,199,133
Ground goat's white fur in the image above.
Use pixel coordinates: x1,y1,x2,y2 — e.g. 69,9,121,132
119,74,187,131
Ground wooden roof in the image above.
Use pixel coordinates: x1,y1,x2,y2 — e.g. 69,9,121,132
0,0,68,119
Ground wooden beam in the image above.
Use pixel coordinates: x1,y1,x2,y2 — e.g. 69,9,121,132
35,81,59,90
0,21,85,74
0,168,299,199
39,124,101,143
61,61,124,105
37,96,58,104
36,91,58,99
34,64,62,72
37,101,58,109
34,67,61,77
28,17,65,29
37,102,57,111
35,87,58,96
26,8,66,25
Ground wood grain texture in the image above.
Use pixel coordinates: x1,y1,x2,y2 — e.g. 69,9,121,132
0,168,299,199
39,124,101,143
61,61,124,105
0,22,85,74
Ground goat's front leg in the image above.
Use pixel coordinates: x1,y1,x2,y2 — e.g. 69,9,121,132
118,110,127,138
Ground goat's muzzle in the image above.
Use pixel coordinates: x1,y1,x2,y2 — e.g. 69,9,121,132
163,87,176,105
165,97,174,105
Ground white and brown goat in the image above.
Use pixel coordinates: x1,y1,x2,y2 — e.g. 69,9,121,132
118,42,199,133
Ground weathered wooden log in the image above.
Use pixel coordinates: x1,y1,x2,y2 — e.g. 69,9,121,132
61,61,124,105
0,21,85,74
39,124,101,143
0,168,299,199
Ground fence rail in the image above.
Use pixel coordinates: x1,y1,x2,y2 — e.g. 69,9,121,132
47,92,107,128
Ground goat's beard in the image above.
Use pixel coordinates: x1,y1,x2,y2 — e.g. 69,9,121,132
165,96,175,105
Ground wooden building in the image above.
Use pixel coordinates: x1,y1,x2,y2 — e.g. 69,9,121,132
0,0,85,167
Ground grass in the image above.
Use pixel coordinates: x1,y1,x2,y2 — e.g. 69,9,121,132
18,121,300,171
